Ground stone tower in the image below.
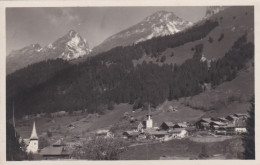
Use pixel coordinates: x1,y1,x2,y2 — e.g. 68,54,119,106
26,121,38,153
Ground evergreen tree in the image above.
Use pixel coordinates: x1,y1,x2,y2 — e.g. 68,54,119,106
6,122,28,161
242,96,255,159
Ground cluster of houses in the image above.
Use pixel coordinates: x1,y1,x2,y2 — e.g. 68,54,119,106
122,111,249,141
20,121,73,160
20,107,249,160
122,112,189,142
195,113,248,135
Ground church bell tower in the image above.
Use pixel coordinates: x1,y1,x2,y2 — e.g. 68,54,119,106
146,104,153,128
26,121,38,153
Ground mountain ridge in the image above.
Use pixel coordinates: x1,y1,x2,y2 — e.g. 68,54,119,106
6,30,90,74
91,10,193,55
6,6,254,121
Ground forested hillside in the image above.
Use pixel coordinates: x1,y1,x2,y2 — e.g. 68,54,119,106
6,7,254,119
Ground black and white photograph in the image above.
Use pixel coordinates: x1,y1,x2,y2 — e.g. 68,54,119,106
1,0,258,163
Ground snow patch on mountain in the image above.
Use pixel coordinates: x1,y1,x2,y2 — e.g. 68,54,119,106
7,29,91,71
204,6,226,18
92,10,193,55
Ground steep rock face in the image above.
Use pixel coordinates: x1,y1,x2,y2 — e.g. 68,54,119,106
51,30,90,60
204,6,226,18
7,30,90,74
92,10,193,55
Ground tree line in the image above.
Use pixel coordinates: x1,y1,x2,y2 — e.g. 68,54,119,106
6,20,253,119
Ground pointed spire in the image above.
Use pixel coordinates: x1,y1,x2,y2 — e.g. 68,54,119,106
149,104,151,116
30,121,38,140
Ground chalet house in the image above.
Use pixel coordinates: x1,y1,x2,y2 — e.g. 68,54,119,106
234,113,249,119
151,131,168,138
40,140,71,160
160,122,175,130
123,131,140,139
173,122,188,128
195,118,212,130
96,129,109,135
210,117,220,121
225,124,236,135
214,127,227,135
132,122,144,132
96,130,114,138
144,128,168,138
218,117,229,123
209,121,227,129
40,146,71,160
209,121,228,134
234,118,247,134
169,128,187,138
226,115,238,122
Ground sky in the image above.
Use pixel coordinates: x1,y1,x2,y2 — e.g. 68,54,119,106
6,7,207,54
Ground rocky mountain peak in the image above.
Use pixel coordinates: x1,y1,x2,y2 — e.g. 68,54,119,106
7,30,91,74
92,10,192,55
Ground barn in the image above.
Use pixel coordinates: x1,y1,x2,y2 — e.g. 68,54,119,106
160,122,175,130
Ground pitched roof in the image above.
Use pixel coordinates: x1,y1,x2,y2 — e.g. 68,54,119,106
96,130,109,135
218,117,228,121
144,129,168,135
40,146,72,156
131,122,143,128
176,123,188,127
40,146,63,156
210,121,227,126
123,131,140,136
226,115,238,119
161,122,174,127
226,123,235,128
170,128,186,133
234,113,249,117
201,118,212,123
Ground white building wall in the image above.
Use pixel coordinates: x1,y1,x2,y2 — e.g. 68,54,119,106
26,140,38,153
235,128,247,133
146,119,153,128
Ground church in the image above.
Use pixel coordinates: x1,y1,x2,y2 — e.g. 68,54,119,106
26,121,39,153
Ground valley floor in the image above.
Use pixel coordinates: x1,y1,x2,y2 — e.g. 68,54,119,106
119,136,243,160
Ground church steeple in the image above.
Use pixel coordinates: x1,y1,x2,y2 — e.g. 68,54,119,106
146,104,153,128
30,121,38,140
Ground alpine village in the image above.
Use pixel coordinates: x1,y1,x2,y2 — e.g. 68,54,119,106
6,6,255,160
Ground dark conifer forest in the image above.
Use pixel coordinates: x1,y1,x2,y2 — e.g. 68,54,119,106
6,20,254,119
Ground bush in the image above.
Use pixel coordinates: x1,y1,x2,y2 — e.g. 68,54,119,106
208,36,214,43
73,136,126,160
160,55,166,62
